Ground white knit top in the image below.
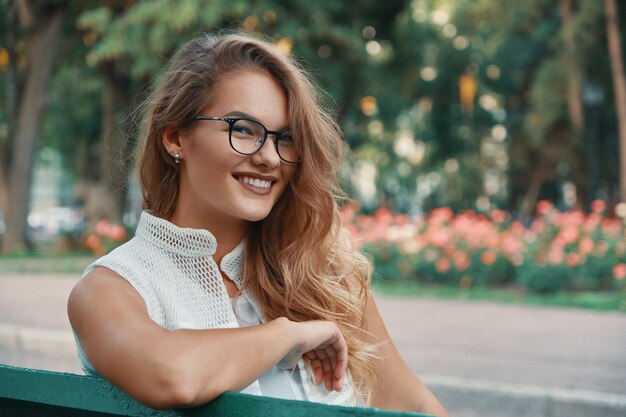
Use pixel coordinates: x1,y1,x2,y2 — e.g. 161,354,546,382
77,211,355,406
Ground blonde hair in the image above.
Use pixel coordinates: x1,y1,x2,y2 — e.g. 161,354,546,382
136,32,377,399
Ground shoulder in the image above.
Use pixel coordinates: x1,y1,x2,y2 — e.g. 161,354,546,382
73,265,137,295
68,266,148,330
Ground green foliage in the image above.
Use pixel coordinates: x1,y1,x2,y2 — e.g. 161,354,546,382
9,0,625,230
516,263,570,294
41,62,103,180
526,58,568,145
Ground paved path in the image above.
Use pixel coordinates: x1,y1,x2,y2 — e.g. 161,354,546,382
1,273,626,416
375,296,626,395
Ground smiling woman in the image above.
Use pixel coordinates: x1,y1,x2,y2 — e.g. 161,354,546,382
164,70,297,233
66,32,448,416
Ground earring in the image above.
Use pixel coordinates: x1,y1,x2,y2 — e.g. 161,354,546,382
174,152,181,164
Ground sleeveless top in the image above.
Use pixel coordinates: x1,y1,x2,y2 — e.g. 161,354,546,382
76,211,355,406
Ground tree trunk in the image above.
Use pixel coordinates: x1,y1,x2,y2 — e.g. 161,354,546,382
519,152,551,219
1,4,66,252
0,6,19,231
91,62,134,225
605,0,626,202
99,62,120,222
560,0,585,132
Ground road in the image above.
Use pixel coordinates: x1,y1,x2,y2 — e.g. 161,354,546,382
1,273,626,416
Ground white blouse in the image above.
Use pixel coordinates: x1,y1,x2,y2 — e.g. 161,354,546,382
75,211,354,406
232,295,306,400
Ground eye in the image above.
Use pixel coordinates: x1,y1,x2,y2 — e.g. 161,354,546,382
232,125,254,136
232,119,263,138
277,131,294,146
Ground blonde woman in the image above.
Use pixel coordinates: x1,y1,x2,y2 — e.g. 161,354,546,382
68,32,448,416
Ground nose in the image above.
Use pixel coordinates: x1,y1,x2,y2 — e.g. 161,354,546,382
250,135,281,168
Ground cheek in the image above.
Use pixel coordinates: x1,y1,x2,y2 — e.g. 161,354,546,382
279,167,298,194
187,140,236,174
283,164,298,183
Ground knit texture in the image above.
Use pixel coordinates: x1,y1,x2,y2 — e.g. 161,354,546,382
80,211,354,405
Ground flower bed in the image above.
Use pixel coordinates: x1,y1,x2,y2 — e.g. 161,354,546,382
342,200,626,294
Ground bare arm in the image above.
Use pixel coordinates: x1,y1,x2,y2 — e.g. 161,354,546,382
365,295,449,417
67,267,347,409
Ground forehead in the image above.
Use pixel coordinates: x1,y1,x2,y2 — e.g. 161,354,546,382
202,70,289,127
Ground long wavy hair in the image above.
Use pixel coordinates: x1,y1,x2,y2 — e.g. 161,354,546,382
136,32,377,399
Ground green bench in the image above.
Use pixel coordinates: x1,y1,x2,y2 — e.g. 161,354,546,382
0,364,430,417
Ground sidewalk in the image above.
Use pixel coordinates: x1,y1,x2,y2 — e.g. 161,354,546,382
1,273,625,417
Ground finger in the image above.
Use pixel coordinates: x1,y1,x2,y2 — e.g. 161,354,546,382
324,347,345,391
333,373,343,391
322,346,339,390
334,350,348,379
328,339,348,381
307,358,323,385
318,351,332,376
325,368,333,391
312,351,333,389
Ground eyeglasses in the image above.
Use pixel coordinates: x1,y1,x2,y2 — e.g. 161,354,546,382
191,116,301,163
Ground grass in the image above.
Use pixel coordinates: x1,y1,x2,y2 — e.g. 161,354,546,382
0,251,95,274
372,280,626,313
2,252,624,312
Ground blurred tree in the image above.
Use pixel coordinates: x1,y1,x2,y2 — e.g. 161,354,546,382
68,0,411,224
455,0,622,217
4,0,624,252
0,0,68,252
604,0,626,203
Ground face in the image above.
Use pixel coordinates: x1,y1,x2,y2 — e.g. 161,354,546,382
165,70,297,232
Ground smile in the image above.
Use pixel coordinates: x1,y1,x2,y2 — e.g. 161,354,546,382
237,176,273,189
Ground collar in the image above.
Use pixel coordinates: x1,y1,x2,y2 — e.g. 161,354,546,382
135,211,245,286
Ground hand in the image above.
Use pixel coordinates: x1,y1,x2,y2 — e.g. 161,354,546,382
279,320,348,392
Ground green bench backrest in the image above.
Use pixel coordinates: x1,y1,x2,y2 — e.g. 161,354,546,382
0,364,429,417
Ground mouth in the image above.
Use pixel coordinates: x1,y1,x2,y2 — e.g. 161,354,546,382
235,175,275,190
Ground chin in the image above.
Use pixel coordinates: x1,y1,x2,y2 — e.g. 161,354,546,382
240,210,273,223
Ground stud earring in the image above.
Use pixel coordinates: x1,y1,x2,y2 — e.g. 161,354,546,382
174,152,181,164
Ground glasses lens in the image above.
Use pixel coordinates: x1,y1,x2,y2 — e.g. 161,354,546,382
230,118,300,163
275,130,300,163
230,119,266,154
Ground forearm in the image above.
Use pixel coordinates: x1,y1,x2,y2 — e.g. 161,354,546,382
103,317,298,408
364,295,449,416
410,380,450,417
168,317,298,405
371,373,448,417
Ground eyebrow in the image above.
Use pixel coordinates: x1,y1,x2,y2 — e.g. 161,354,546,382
223,111,291,131
223,110,257,120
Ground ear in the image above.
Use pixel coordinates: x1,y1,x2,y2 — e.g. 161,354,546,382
162,126,183,159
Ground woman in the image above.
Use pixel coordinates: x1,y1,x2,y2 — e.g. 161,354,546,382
68,32,448,416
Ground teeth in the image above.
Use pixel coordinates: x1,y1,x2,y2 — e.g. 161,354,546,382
238,176,272,189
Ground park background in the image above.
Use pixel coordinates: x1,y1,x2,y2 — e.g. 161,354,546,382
1,0,626,306
0,1,626,416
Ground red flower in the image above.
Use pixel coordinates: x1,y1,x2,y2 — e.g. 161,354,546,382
591,199,606,214
436,258,451,273
578,238,594,255
536,200,553,216
490,209,508,223
374,207,394,225
613,263,626,280
480,250,497,266
95,219,110,236
429,229,452,248
109,225,126,241
430,207,454,222
565,252,581,267
453,250,470,272
85,234,101,251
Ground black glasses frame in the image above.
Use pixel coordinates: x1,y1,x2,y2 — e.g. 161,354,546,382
191,116,301,163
